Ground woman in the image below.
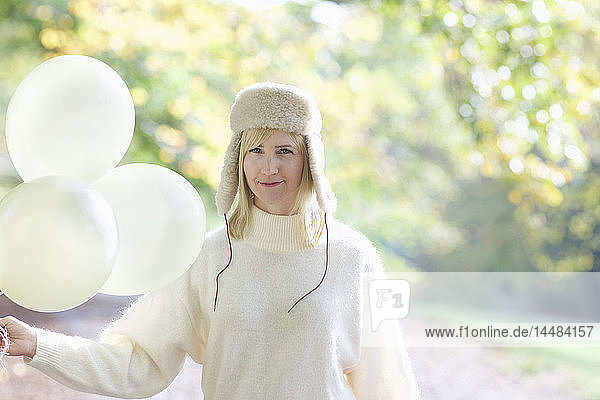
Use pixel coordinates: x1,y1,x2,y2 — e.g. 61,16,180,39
1,82,419,399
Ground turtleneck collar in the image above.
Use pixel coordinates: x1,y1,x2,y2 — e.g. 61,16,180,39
243,204,312,252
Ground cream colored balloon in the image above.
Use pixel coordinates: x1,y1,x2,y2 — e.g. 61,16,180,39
94,163,206,295
0,176,118,312
5,55,134,183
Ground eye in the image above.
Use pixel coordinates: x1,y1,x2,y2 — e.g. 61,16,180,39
249,147,262,153
280,148,293,154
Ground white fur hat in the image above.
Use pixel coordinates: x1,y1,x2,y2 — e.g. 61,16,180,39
215,82,337,215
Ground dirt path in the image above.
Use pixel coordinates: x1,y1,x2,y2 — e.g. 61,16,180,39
0,347,586,400
409,347,587,400
0,357,204,400
0,295,590,399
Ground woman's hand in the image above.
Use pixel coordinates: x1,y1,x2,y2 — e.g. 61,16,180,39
0,316,37,358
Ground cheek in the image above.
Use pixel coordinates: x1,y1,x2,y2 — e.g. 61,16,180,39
291,159,304,185
243,158,254,184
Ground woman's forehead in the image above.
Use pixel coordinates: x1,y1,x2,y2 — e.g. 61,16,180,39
260,130,297,146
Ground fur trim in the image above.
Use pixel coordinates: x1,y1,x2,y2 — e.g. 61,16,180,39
215,131,242,215
306,134,337,214
230,82,322,137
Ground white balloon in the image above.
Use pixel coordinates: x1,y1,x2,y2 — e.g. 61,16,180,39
0,176,118,312
5,55,135,183
94,163,206,295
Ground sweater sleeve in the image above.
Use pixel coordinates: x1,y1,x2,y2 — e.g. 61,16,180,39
25,268,206,399
346,242,420,400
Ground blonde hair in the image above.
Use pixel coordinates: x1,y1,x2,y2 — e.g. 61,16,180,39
228,127,325,247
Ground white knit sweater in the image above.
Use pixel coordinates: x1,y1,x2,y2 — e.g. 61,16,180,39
27,205,418,399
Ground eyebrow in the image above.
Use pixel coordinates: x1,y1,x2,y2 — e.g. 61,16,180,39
257,144,296,148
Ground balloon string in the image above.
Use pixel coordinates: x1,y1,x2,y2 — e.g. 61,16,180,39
0,291,8,364
0,320,9,362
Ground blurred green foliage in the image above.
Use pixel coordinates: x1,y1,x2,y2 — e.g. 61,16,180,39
1,0,599,272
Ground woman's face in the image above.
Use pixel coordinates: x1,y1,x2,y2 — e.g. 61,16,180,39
243,130,304,215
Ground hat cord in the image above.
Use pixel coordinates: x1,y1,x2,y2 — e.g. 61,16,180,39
213,213,233,312
287,212,329,313
213,212,330,313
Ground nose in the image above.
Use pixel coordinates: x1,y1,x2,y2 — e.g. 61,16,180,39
261,154,278,175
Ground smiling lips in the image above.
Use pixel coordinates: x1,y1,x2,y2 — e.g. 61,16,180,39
260,181,283,187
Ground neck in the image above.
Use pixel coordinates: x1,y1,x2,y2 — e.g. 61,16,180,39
252,199,296,216
243,204,312,251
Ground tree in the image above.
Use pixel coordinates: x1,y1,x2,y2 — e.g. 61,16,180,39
1,0,599,272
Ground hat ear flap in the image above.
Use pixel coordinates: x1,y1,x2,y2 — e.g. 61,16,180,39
216,131,243,215
306,133,337,214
